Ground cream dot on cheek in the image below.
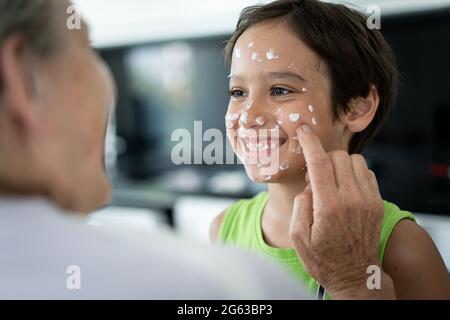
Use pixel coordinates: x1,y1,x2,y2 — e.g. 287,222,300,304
279,161,289,171
312,117,318,126
229,113,239,121
240,112,249,124
288,113,300,122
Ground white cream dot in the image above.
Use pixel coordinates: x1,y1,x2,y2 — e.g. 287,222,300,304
266,48,279,60
235,48,241,58
280,161,289,171
289,113,300,122
256,116,265,126
230,113,239,121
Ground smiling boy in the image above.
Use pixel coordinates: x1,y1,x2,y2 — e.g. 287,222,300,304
211,0,450,299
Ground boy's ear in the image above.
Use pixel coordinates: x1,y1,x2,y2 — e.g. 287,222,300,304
0,33,40,134
343,84,380,133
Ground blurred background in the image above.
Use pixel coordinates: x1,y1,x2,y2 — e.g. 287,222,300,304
73,0,450,270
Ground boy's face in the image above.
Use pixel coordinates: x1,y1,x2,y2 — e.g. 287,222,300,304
226,21,347,184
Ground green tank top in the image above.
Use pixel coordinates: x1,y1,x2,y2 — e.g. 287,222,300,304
218,191,415,300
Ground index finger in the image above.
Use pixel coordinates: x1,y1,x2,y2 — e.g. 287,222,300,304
296,124,337,199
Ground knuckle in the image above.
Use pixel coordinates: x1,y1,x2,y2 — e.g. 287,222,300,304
351,154,368,168
310,153,331,168
289,227,302,242
368,169,377,179
331,150,350,162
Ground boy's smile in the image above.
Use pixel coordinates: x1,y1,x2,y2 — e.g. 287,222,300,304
226,20,346,184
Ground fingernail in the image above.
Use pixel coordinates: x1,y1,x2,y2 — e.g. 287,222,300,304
301,124,311,133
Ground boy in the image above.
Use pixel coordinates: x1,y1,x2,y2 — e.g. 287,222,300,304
211,0,450,299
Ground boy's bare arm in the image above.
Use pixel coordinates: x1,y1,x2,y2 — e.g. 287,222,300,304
383,219,450,299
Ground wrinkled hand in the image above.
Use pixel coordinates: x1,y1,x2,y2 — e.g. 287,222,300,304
289,124,391,299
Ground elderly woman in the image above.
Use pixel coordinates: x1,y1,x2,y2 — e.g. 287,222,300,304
0,0,310,299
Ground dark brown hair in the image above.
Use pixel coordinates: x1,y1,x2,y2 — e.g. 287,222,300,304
225,0,399,153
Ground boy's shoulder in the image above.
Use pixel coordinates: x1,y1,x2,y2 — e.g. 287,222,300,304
216,192,269,244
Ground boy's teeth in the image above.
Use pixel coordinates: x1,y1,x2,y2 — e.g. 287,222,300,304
245,139,280,151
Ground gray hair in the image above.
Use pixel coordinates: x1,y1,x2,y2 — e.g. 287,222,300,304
0,0,65,56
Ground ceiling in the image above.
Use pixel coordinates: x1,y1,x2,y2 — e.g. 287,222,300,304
72,0,450,48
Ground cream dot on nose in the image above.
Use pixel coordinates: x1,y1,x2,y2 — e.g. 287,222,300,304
255,116,265,126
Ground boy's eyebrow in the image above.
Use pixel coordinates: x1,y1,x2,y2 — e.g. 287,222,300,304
266,71,307,83
229,71,307,83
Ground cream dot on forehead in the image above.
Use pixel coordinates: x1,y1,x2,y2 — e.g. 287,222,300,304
312,117,318,126
251,52,263,62
308,105,314,112
248,42,254,48
266,48,279,61
235,48,241,58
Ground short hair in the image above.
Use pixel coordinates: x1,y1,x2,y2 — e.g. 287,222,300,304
0,0,64,90
225,0,399,153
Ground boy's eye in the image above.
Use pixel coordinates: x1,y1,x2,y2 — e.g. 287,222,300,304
271,86,293,96
228,89,247,98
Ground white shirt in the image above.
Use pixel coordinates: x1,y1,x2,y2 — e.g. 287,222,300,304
0,197,310,299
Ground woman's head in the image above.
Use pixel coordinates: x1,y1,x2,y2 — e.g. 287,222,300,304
225,0,398,184
0,0,116,212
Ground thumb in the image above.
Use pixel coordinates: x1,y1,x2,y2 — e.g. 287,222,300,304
289,188,313,245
